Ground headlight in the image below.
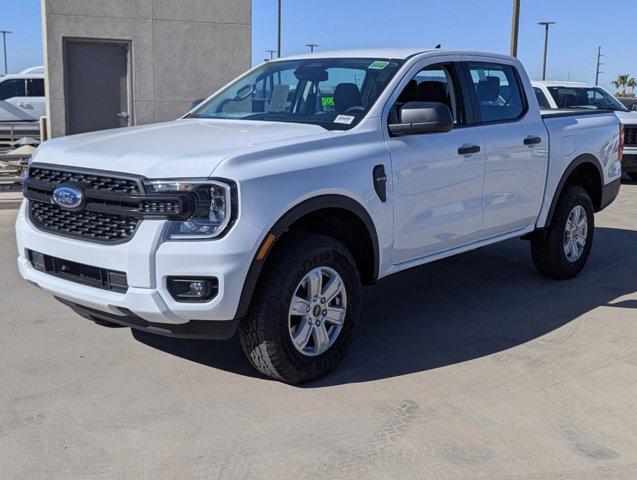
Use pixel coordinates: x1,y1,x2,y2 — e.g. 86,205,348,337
144,179,235,240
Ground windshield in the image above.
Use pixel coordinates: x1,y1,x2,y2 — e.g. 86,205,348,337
188,58,404,130
546,86,628,112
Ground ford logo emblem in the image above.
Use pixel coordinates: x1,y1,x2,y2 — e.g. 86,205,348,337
52,184,85,211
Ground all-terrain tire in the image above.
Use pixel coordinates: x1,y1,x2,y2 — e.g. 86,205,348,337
531,185,594,279
239,233,361,384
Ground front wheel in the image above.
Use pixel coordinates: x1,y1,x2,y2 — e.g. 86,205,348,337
531,185,594,279
239,233,361,384
627,171,637,182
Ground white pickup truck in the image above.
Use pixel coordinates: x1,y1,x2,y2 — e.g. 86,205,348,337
532,80,637,180
0,66,46,122
17,50,622,383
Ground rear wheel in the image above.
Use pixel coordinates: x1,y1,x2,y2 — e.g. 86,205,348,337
239,233,361,384
531,185,594,279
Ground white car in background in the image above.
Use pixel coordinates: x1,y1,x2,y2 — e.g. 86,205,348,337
0,66,46,123
533,81,637,180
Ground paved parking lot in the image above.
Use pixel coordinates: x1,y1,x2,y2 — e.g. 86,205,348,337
1,179,637,480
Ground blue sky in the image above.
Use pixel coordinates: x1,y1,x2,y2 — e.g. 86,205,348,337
2,0,636,92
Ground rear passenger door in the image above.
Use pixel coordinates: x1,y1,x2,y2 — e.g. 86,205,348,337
463,61,548,237
386,60,486,264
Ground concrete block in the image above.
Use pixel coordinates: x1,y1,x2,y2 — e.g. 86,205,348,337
152,0,250,25
153,21,251,102
44,0,152,19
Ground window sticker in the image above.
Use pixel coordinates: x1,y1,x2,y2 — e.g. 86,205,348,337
369,60,390,70
322,96,334,108
334,114,355,125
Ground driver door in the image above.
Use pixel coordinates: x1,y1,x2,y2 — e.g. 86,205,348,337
386,61,486,264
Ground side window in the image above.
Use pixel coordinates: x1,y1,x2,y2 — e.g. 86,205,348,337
467,63,525,122
533,87,551,109
27,78,45,97
393,63,464,124
0,79,26,100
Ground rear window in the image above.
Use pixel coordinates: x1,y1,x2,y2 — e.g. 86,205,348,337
27,78,45,97
546,86,627,111
467,63,525,123
0,79,26,100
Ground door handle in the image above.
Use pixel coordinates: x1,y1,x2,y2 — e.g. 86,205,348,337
18,102,32,109
524,136,542,146
117,112,130,119
458,144,481,155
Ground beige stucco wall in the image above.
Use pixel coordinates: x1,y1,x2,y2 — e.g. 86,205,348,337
41,0,251,138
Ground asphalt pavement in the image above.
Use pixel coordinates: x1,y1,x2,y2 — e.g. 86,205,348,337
1,179,636,479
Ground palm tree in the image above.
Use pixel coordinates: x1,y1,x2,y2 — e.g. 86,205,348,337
628,78,637,97
613,74,630,96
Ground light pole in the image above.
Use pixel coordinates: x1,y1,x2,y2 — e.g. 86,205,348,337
510,0,521,57
277,0,282,58
306,43,318,53
0,30,12,75
538,21,555,81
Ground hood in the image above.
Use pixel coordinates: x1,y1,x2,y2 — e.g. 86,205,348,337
32,119,330,178
614,110,637,125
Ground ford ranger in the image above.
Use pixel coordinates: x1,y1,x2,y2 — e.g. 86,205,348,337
16,50,623,383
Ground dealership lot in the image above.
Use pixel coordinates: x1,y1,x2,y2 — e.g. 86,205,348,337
1,180,636,480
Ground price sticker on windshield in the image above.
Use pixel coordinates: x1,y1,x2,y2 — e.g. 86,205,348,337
334,115,355,125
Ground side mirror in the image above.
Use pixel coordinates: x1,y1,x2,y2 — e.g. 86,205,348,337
389,101,453,136
190,98,206,110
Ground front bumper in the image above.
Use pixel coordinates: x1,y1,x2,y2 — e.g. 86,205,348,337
15,200,264,335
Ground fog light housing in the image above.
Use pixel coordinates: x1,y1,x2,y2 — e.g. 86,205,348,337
28,249,46,272
167,277,218,303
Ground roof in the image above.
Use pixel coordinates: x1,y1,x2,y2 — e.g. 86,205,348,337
278,48,518,62
20,66,44,75
281,48,431,60
532,80,597,88
0,66,44,81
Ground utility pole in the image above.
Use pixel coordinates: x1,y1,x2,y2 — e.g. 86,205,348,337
595,46,604,86
306,43,318,53
538,21,555,81
0,30,12,75
510,0,521,57
277,0,282,58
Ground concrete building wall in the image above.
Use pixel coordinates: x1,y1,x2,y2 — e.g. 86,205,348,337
41,0,251,138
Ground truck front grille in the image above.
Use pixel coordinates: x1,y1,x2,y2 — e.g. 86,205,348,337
29,167,142,193
624,126,637,146
30,201,140,243
24,165,195,244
